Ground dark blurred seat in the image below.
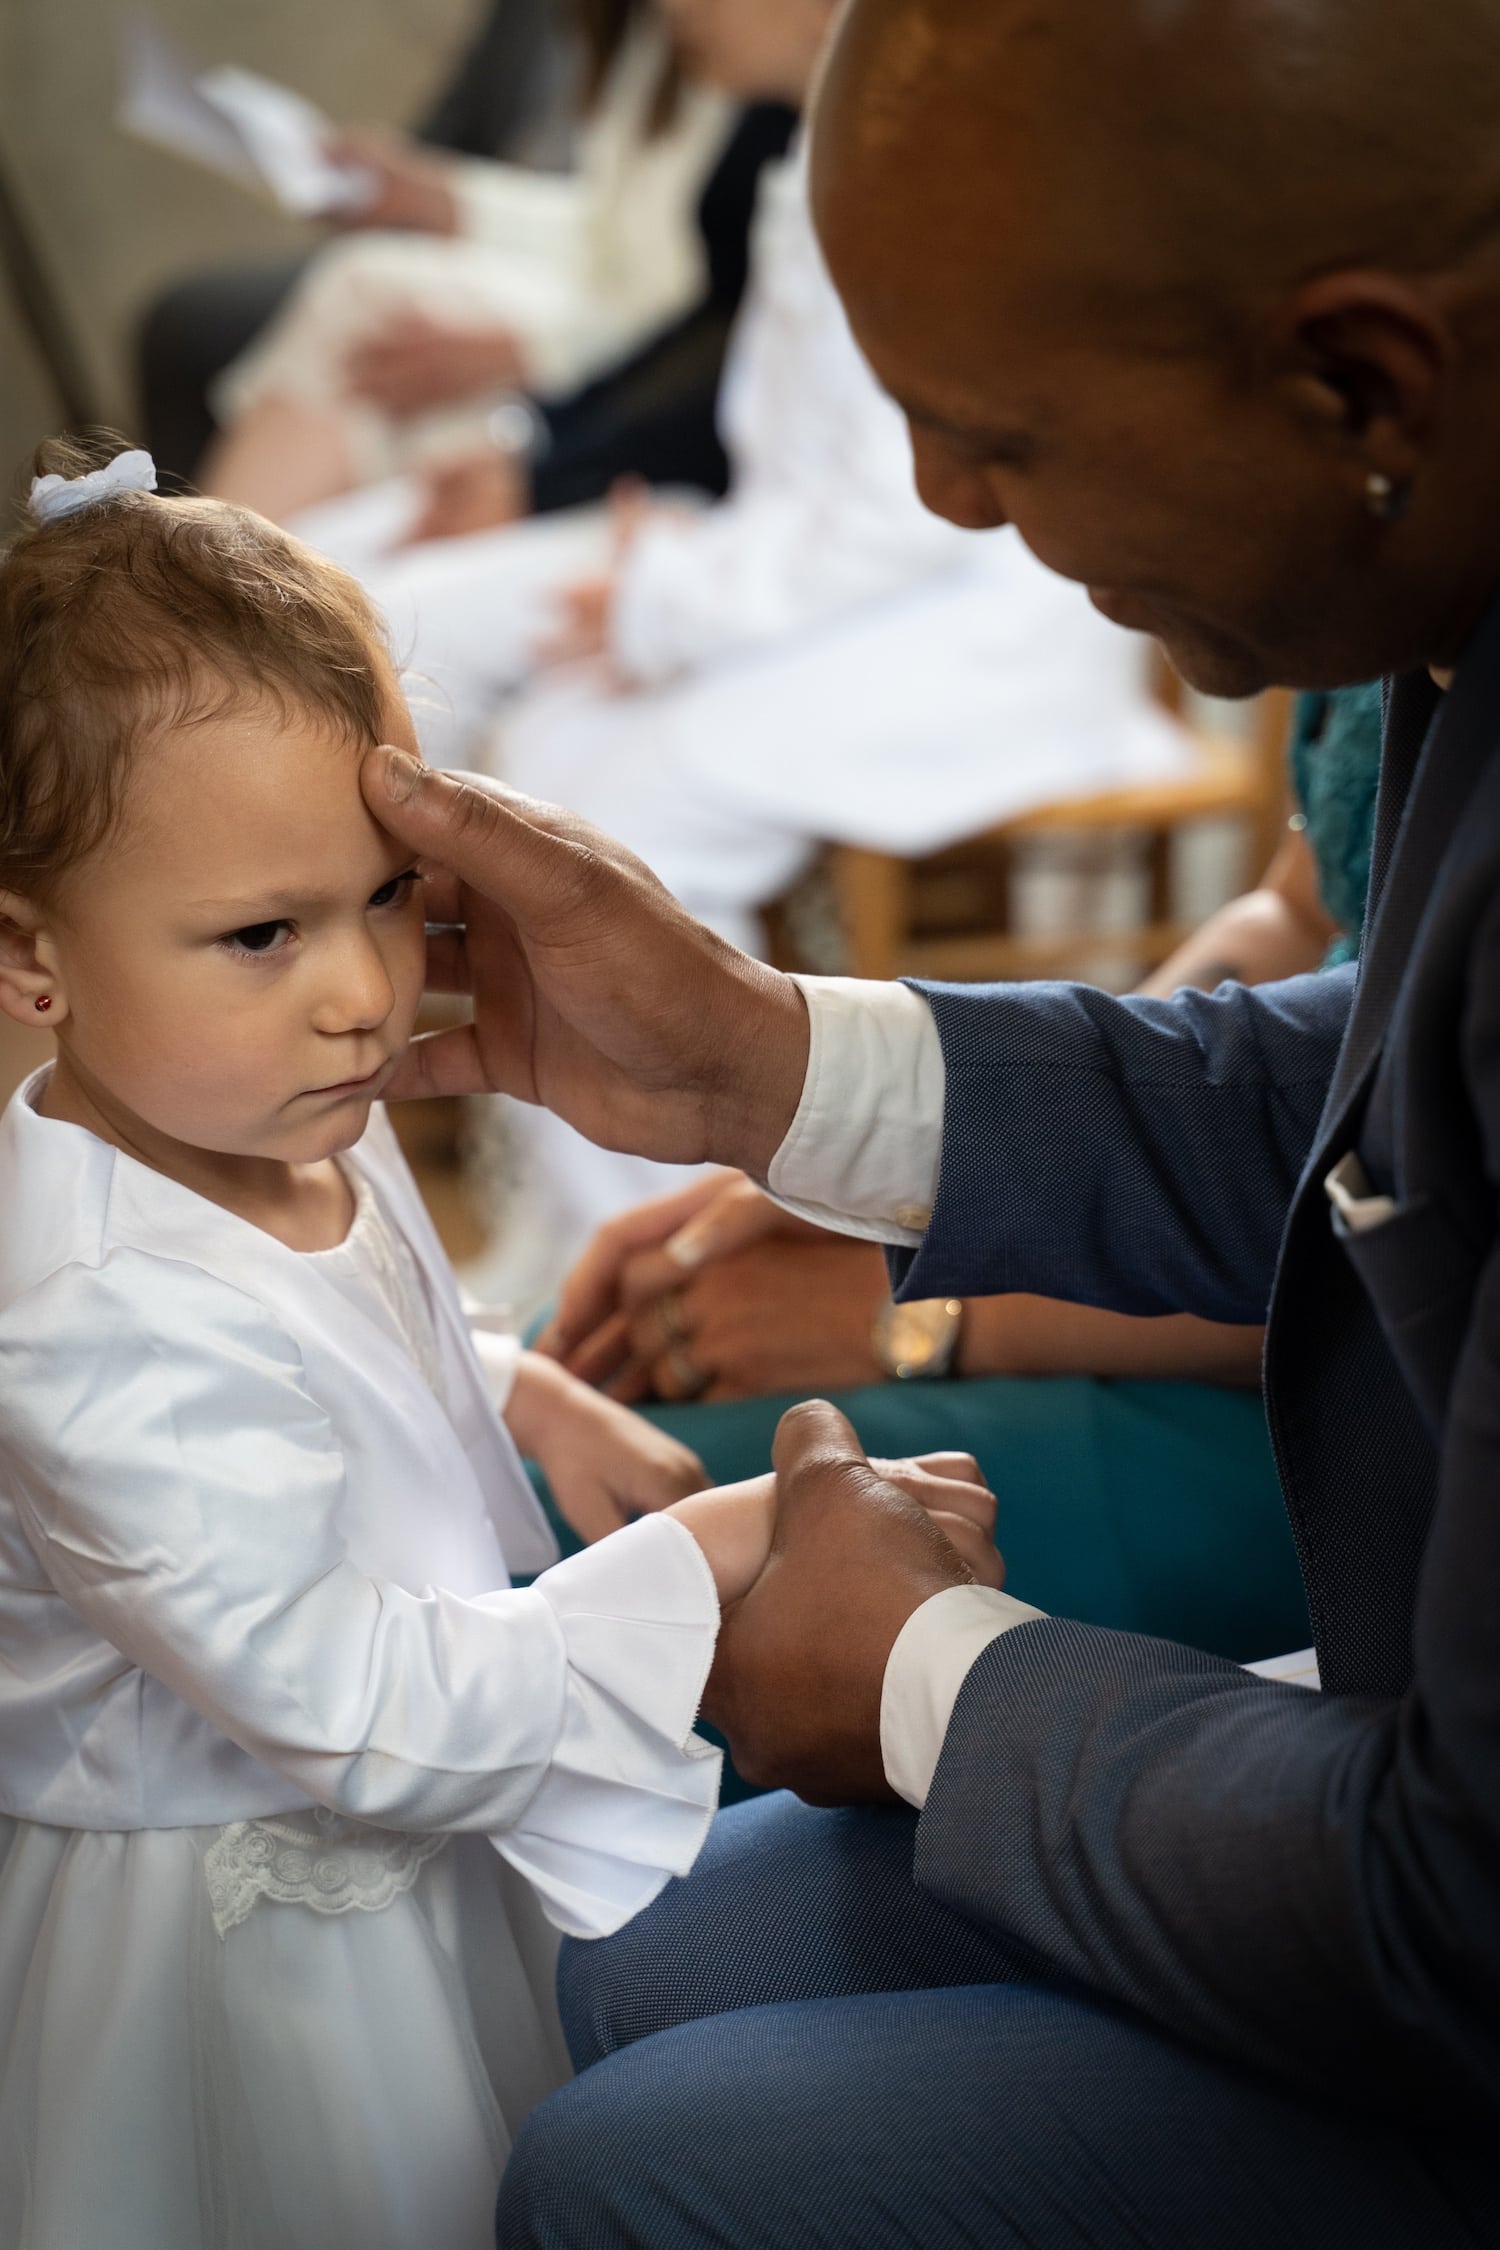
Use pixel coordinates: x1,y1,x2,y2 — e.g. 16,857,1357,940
136,0,794,501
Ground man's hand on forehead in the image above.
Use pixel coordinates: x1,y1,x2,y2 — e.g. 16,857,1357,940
362,748,811,1171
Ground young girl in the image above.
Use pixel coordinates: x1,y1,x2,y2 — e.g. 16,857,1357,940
0,439,787,2250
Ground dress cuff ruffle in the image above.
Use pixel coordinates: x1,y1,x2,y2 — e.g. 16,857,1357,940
493,1514,722,1937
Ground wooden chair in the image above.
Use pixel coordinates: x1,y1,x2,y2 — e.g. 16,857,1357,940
819,658,1294,985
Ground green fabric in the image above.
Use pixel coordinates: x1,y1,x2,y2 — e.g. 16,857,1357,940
1289,681,1384,966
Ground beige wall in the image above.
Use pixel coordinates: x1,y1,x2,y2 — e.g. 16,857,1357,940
0,0,475,478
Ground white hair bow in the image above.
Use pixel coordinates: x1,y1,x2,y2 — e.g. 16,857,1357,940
29,449,158,525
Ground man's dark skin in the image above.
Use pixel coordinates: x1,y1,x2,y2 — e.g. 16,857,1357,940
363,0,1500,1800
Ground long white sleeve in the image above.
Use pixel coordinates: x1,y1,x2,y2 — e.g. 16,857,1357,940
766,975,947,1245
510,1514,721,1935
2,1253,719,1935
879,1587,1046,1809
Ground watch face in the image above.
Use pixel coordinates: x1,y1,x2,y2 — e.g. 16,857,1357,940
884,1299,954,1377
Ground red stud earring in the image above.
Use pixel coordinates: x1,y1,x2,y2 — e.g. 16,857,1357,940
33,995,52,1013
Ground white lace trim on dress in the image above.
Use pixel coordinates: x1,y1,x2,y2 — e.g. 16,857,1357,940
203,1806,449,1939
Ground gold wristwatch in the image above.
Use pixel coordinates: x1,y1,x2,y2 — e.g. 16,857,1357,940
872,1296,965,1380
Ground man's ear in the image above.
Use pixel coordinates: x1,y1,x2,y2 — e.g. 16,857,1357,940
1273,269,1453,508
0,891,67,1028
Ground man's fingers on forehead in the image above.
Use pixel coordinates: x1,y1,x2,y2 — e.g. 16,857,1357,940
420,869,462,924
365,753,557,892
422,929,471,993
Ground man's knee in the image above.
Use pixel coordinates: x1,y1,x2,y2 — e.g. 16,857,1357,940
496,2059,668,2250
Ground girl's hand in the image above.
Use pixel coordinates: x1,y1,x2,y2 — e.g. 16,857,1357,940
668,1476,777,1607
504,1352,707,1544
669,1450,1002,1609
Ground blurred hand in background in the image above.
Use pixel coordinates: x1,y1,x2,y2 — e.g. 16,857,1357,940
322,128,464,235
344,311,529,416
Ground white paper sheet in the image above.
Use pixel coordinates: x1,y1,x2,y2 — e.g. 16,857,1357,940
118,14,374,218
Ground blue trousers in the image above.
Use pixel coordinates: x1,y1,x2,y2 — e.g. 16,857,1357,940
498,1794,1497,2248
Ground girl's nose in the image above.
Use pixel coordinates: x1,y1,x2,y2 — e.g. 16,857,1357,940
310,930,395,1036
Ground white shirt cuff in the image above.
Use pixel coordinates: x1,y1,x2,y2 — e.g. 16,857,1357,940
880,1584,1046,1810
494,1513,722,1937
766,976,946,1247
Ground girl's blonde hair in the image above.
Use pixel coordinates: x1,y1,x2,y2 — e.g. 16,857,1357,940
0,434,392,896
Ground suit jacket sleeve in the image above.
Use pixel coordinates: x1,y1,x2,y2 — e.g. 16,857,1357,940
913,896,1500,2122
892,966,1355,1323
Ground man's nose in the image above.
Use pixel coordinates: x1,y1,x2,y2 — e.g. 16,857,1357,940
310,929,396,1035
909,431,1010,533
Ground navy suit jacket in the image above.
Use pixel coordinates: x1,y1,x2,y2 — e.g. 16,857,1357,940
892,594,1500,2124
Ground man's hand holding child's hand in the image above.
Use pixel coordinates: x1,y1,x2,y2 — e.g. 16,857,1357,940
669,1441,1003,1608
505,1349,1001,1610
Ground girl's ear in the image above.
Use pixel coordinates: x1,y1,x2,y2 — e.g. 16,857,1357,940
0,892,67,1029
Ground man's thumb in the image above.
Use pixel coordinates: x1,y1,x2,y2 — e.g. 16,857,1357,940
361,749,569,913
771,1399,871,1515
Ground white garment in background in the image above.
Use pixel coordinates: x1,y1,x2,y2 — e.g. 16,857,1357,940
311,140,1186,842
0,1072,721,2250
490,143,1187,867
216,20,732,479
764,974,1321,1816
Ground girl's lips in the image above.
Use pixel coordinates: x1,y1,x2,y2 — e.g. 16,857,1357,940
307,1061,389,1099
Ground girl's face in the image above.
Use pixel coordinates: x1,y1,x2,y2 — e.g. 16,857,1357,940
27,689,428,1168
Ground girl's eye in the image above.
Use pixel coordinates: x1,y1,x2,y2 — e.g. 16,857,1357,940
221,919,293,958
368,869,419,910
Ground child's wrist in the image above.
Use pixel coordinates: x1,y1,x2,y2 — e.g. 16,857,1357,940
503,1349,578,1457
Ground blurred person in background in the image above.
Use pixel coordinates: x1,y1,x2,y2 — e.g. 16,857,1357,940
200,0,729,523
141,1,793,523
299,0,1185,1302
529,683,1382,1667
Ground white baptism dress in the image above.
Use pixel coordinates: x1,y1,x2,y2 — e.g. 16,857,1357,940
0,1071,722,2250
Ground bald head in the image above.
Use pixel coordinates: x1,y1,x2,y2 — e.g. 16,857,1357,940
806,0,1500,692
818,0,1500,327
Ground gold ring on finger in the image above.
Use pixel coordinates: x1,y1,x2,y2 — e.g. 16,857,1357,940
664,1346,709,1399
658,1289,693,1350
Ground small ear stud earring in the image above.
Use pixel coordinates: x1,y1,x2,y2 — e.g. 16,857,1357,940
33,995,52,1013
1365,471,1412,522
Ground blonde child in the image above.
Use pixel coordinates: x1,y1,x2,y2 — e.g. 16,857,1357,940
0,440,994,2249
